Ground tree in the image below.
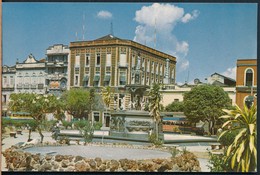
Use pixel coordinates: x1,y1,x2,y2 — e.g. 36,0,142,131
61,88,96,120
165,101,184,112
183,85,232,134
218,104,257,172
148,83,163,141
9,93,63,143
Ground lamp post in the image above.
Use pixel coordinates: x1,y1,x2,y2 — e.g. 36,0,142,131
245,86,255,109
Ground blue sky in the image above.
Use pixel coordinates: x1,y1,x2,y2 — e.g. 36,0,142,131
2,2,257,84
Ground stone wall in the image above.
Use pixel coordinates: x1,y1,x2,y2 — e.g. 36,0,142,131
3,145,201,172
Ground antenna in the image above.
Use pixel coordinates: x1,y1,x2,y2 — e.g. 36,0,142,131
110,22,114,35
154,18,157,49
187,70,190,84
82,12,85,40
75,31,78,41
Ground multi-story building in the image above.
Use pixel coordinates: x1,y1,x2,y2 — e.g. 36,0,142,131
45,44,70,96
15,54,46,94
69,34,177,124
2,65,16,116
236,59,257,108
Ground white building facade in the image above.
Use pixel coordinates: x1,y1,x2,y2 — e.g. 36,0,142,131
15,54,46,94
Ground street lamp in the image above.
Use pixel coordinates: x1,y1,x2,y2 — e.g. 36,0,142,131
245,95,254,109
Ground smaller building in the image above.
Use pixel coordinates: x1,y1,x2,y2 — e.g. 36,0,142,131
2,65,16,116
45,44,70,96
236,59,257,108
15,54,46,94
206,72,236,87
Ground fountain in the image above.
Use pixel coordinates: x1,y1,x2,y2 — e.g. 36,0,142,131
109,54,163,141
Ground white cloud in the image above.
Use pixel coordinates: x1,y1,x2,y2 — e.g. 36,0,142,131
133,3,199,73
221,66,236,80
181,10,200,23
179,60,190,71
97,10,112,19
176,41,189,57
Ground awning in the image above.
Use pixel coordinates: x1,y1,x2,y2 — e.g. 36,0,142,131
120,76,126,82
83,75,89,81
94,75,100,81
104,75,110,81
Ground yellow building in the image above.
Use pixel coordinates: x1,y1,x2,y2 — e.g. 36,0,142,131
68,34,177,124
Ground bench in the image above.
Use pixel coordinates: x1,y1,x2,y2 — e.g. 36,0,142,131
16,130,22,135
10,132,17,138
56,132,83,145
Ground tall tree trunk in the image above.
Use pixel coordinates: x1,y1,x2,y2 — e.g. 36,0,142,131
37,127,44,143
28,129,32,142
155,121,159,141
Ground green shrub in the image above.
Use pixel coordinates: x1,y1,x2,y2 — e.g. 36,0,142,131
79,120,94,144
218,129,239,146
207,150,233,172
73,120,88,129
62,120,72,129
148,133,163,146
41,120,56,131
93,122,102,130
170,147,179,157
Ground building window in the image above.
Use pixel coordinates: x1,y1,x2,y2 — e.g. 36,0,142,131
75,55,80,67
75,75,79,86
96,53,101,66
147,60,150,72
245,69,253,86
119,70,127,86
142,58,145,69
3,76,7,85
106,53,111,67
85,54,90,67
142,75,145,85
83,75,89,87
93,112,100,123
174,99,179,102
156,63,159,75
93,75,100,87
151,61,154,73
160,64,163,75
104,112,110,127
38,84,44,89
146,76,150,85
119,53,127,67
104,74,111,86
75,67,79,74
132,55,135,67
10,76,14,86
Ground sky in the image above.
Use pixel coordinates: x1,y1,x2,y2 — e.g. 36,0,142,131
2,2,257,84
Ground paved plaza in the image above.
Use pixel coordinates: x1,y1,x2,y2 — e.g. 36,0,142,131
1,130,212,172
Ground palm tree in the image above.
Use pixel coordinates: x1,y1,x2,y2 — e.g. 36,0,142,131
148,83,162,141
218,103,257,172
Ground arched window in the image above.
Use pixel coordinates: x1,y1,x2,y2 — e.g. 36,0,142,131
245,69,253,86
